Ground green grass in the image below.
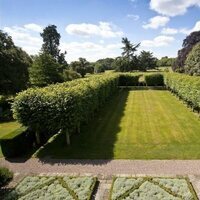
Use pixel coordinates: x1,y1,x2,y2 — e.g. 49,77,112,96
0,121,21,139
36,89,200,159
0,121,22,157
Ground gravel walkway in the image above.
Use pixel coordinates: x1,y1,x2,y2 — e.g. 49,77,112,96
1,158,200,175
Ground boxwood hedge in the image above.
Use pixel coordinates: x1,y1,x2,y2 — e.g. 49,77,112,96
164,73,200,111
118,73,140,86
12,74,119,144
144,73,164,86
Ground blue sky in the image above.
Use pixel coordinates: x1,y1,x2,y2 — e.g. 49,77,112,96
1,0,200,62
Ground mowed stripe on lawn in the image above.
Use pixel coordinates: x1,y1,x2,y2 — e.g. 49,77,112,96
36,89,200,159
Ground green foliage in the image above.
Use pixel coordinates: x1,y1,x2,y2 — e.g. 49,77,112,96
185,43,200,76
113,57,132,72
0,127,35,158
0,167,13,187
4,176,96,200
69,58,91,77
118,73,140,86
0,30,31,94
138,51,157,71
62,70,81,81
157,56,175,67
40,25,67,66
0,95,14,121
173,30,200,72
12,74,119,142
144,74,164,86
94,63,105,73
96,58,114,70
29,53,63,87
164,73,200,110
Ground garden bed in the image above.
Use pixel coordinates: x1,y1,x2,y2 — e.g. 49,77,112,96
110,176,197,200
3,175,97,200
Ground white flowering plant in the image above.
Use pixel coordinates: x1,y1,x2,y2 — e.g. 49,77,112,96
3,176,96,200
110,177,197,200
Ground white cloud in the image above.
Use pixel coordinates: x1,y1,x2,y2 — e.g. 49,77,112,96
150,0,200,17
65,21,123,38
61,42,122,62
24,23,43,32
127,14,140,21
141,35,174,47
161,28,178,35
143,16,170,29
3,25,42,54
179,20,200,34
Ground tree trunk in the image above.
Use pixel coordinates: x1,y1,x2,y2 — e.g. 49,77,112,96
35,131,40,145
65,129,70,145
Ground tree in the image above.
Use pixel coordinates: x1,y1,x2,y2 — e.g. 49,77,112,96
0,30,31,94
157,56,175,67
69,58,90,77
121,37,140,61
120,37,140,71
185,43,200,76
94,63,105,73
41,25,67,67
29,53,63,87
173,30,200,72
96,58,114,70
112,57,131,72
138,51,157,71
63,70,81,81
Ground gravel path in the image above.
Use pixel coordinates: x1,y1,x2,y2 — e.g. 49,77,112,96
1,158,200,175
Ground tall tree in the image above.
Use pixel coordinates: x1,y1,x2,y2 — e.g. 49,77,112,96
0,30,31,94
40,25,67,67
70,58,90,77
173,30,200,72
121,37,140,61
138,51,157,71
29,53,63,87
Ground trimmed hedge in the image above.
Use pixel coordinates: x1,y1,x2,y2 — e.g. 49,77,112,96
118,73,140,86
12,74,119,144
0,127,35,158
164,73,200,110
0,167,13,187
144,73,164,86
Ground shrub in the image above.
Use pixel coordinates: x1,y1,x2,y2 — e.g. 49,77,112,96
0,167,13,187
118,73,140,86
164,73,200,110
144,73,164,86
0,96,14,122
185,43,200,76
62,70,81,81
12,74,119,144
0,127,35,158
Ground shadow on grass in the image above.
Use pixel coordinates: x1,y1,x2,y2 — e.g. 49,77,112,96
36,89,129,164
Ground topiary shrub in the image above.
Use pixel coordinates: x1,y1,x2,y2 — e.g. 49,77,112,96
185,43,200,76
0,167,13,187
0,127,35,158
144,73,164,86
118,74,140,86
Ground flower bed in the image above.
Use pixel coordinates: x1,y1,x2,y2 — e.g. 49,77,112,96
110,177,197,200
4,176,96,200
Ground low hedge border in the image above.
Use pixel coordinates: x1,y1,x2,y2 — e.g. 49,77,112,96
0,127,35,158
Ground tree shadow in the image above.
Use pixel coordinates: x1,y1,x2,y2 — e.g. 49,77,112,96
36,89,129,165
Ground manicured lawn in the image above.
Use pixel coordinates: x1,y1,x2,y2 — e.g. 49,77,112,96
36,89,200,159
0,121,22,157
0,121,21,139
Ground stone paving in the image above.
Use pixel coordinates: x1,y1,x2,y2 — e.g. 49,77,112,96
1,158,200,199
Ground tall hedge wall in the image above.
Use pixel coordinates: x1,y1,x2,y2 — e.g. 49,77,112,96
164,73,200,111
12,74,119,144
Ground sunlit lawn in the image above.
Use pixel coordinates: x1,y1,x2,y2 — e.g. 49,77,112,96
36,89,200,159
